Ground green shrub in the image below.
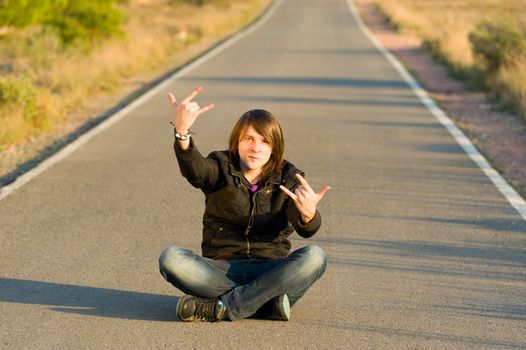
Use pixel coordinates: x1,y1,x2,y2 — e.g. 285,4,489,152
0,77,36,116
0,0,64,28
168,0,229,6
0,0,124,45
469,17,526,73
47,0,124,44
0,76,48,128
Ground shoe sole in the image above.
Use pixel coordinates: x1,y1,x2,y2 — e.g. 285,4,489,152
280,294,290,321
268,294,290,321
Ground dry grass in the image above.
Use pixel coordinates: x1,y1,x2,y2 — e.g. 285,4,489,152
497,58,526,114
373,0,526,67
0,0,270,155
374,1,526,98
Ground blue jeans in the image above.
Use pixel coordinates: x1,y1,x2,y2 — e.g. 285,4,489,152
158,245,327,321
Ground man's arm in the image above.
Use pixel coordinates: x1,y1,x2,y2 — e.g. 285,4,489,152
286,200,322,238
280,173,330,223
168,86,215,150
281,173,330,237
173,137,220,191
168,87,218,191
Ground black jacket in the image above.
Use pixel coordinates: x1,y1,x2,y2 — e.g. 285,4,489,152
174,138,321,260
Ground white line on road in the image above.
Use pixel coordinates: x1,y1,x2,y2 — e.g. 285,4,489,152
0,0,284,202
347,0,526,221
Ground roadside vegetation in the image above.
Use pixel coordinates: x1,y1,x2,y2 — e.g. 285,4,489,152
0,0,270,155
373,0,526,122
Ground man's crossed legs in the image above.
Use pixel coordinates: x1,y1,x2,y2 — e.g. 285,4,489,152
159,245,327,322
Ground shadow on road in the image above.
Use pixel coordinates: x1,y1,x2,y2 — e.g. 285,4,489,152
0,278,179,321
312,234,526,282
181,75,409,89
233,94,423,108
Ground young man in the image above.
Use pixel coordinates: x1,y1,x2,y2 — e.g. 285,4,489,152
159,87,330,322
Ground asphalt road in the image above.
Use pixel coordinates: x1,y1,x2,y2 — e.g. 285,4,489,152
1,0,525,349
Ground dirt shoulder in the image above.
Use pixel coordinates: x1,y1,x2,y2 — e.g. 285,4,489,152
355,0,526,199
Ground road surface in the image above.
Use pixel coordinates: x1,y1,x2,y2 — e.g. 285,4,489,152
1,0,525,349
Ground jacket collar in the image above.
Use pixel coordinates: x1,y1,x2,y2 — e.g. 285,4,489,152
266,170,282,185
228,162,282,187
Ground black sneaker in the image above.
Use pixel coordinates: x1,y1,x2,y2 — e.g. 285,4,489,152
252,294,291,321
176,295,227,322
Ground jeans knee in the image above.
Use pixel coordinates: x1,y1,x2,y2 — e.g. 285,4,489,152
158,245,190,278
298,245,328,277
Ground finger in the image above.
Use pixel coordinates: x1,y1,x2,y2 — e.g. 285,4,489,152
295,173,314,193
279,185,297,201
317,186,331,200
295,186,308,198
167,93,176,105
295,189,306,202
198,103,215,114
182,86,203,104
186,103,199,112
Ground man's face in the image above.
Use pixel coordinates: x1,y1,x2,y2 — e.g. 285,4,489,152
238,125,273,177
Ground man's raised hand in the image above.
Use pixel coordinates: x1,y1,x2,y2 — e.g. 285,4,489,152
168,87,215,133
279,173,330,224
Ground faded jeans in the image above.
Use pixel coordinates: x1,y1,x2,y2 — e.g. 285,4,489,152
158,245,327,321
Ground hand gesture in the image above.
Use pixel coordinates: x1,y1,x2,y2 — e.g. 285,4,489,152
167,87,215,133
280,174,330,223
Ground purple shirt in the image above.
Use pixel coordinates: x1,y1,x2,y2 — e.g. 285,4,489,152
248,183,259,193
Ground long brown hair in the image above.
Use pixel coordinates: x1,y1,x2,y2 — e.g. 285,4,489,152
229,109,285,179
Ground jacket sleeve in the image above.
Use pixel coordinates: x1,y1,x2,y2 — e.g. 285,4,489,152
173,138,220,193
286,200,322,238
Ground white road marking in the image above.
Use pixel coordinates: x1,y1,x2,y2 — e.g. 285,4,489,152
0,0,284,201
347,0,526,221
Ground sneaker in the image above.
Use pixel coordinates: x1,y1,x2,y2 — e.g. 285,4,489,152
176,295,227,322
253,294,291,321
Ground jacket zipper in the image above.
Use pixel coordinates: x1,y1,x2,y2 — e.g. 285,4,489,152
231,168,278,258
244,190,258,257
